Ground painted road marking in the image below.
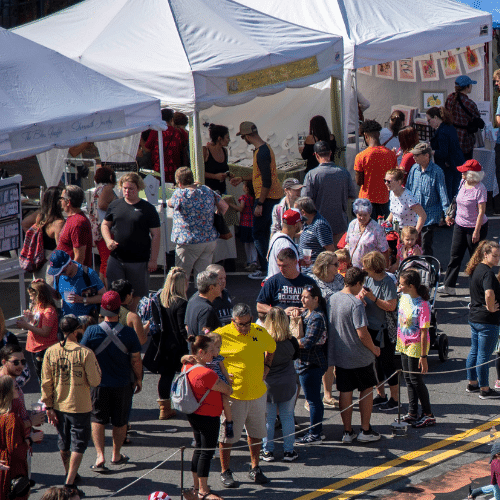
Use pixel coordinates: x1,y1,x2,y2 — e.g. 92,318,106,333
294,418,500,500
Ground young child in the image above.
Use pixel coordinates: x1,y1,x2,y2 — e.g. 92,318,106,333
205,331,234,438
396,269,435,428
390,226,422,273
335,248,351,278
228,180,258,272
469,441,500,500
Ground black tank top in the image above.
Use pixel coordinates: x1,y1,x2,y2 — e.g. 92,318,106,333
205,147,228,194
42,225,57,251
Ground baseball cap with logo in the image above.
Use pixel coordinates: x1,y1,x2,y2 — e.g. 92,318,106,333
282,178,303,190
47,250,72,276
455,75,477,87
457,159,482,172
313,141,331,155
236,121,258,136
283,208,301,226
100,291,121,317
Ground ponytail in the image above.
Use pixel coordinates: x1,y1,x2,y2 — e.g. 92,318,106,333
400,269,429,301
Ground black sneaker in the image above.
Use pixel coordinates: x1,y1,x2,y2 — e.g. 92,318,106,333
249,466,269,484
479,388,500,399
412,414,436,428
373,395,388,406
283,450,299,462
259,450,275,462
225,420,234,439
379,398,399,411
220,469,237,488
397,413,417,424
466,383,480,393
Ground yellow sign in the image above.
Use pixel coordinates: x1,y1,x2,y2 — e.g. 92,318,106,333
227,56,319,95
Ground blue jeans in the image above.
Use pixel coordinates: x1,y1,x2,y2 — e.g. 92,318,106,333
263,396,296,453
299,366,325,437
467,322,499,387
252,198,279,273
471,484,500,500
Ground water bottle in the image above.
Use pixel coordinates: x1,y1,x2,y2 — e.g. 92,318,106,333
393,220,399,234
377,216,384,225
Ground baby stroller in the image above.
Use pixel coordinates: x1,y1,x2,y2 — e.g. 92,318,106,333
397,255,449,362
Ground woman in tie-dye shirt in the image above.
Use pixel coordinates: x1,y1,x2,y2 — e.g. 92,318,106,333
396,269,436,429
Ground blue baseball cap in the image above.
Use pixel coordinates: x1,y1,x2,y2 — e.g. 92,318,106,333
47,250,71,276
455,75,477,87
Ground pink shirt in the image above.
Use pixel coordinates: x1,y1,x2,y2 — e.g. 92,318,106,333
455,182,487,228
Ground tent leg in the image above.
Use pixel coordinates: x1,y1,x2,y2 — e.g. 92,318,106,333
158,129,168,280
192,110,204,184
353,70,360,155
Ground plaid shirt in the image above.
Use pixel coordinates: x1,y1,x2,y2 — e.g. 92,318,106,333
445,93,480,155
407,161,449,226
294,309,328,374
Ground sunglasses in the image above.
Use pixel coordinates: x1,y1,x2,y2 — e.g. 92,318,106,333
9,359,27,366
384,179,392,184
233,319,251,327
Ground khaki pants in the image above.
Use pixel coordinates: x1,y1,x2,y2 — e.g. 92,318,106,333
175,240,217,282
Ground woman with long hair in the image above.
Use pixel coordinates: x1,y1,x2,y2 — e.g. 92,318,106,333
146,267,189,419
182,335,232,500
300,115,337,173
464,240,500,399
16,279,58,384
0,375,30,500
445,75,481,160
398,126,420,181
396,269,436,428
261,307,299,462
89,166,117,286
21,186,65,282
203,124,230,194
427,106,465,200
293,284,328,444
380,110,405,153
439,161,488,295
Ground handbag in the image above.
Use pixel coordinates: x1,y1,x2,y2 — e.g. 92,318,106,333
213,192,232,240
289,316,304,339
455,93,485,134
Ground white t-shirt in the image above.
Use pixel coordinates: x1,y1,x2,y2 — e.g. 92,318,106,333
266,233,299,279
390,189,418,227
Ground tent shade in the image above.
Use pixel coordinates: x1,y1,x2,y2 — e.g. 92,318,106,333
14,0,343,112
0,28,165,163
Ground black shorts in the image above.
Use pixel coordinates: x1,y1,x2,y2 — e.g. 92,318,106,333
335,363,377,393
91,385,133,427
55,410,91,453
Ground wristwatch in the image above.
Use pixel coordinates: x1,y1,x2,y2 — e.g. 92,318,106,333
83,297,88,306
256,201,263,206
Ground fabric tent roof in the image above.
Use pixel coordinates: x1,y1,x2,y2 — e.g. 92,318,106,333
14,0,343,113
235,0,492,69
0,27,164,163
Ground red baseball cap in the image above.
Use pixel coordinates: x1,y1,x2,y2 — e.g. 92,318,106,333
457,159,481,172
100,291,121,317
283,208,301,226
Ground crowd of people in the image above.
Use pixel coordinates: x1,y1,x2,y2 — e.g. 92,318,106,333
1,73,500,500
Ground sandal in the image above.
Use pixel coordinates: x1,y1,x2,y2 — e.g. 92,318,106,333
111,454,129,465
90,463,110,473
198,491,224,500
182,488,198,500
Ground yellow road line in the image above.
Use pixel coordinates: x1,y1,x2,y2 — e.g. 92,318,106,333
294,418,500,500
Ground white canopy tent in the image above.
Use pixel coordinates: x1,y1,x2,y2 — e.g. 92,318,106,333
0,27,165,187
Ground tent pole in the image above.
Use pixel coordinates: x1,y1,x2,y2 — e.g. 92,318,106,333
157,129,168,279
330,76,345,168
353,70,360,155
192,110,204,184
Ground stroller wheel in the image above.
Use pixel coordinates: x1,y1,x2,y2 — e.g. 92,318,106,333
438,334,449,362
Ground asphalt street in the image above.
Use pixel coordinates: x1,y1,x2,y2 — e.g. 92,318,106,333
4,216,500,500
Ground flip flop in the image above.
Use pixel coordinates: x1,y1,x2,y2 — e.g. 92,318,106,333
182,488,198,500
198,492,224,500
90,463,110,473
111,454,130,465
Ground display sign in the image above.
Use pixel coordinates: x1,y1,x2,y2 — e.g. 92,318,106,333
0,219,20,252
0,182,20,221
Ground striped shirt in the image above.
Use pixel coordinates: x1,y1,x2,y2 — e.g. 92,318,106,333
298,212,334,262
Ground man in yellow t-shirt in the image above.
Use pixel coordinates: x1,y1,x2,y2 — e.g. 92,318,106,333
216,303,276,489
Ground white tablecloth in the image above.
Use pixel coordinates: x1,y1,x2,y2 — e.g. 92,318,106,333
473,148,499,196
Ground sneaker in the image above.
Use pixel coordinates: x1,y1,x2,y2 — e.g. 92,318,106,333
398,413,418,424
466,383,480,393
283,450,299,462
323,396,339,407
373,395,388,407
495,380,500,390
357,426,381,442
295,433,323,445
412,414,436,428
259,451,275,462
248,270,266,280
245,262,259,272
341,430,357,444
437,285,456,296
249,466,269,484
220,469,237,488
479,388,500,399
225,420,234,439
379,398,399,411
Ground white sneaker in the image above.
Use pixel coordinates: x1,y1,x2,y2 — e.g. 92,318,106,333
341,430,356,444
437,285,456,296
248,270,266,280
357,426,381,442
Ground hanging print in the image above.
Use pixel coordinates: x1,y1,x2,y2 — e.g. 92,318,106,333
418,55,439,82
461,46,483,73
440,52,461,79
375,62,394,79
397,58,416,82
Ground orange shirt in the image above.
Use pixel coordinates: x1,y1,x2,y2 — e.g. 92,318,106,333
25,304,59,353
252,144,283,200
354,146,397,204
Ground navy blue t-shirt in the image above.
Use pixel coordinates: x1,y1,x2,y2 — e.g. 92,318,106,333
257,272,315,310
81,322,141,387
